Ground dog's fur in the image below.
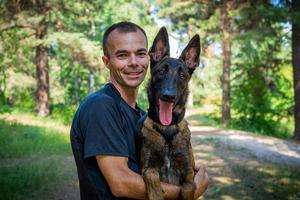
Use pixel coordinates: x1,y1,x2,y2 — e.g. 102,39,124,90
137,27,201,200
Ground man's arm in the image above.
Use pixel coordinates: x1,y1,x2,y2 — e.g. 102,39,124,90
96,155,181,199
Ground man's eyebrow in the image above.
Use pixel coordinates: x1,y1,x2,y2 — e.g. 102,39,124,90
137,48,147,52
114,49,128,54
114,48,147,54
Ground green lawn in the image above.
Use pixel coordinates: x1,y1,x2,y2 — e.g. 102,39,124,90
0,119,77,200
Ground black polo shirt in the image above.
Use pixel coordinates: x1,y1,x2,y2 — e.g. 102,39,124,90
70,83,145,200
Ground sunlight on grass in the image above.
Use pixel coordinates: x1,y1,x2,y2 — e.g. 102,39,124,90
0,111,70,134
213,176,240,186
220,195,235,200
0,121,71,158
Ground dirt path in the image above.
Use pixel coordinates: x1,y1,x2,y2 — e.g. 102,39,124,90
190,126,300,168
190,126,300,199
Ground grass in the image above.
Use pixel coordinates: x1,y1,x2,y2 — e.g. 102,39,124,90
187,112,294,139
0,116,75,200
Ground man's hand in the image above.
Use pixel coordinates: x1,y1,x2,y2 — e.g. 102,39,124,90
193,164,209,199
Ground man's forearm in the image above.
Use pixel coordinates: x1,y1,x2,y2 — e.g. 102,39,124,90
161,182,181,200
120,171,180,199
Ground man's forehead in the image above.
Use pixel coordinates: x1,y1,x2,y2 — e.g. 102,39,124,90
107,29,147,45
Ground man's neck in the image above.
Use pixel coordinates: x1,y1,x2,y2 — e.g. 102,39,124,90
110,82,138,108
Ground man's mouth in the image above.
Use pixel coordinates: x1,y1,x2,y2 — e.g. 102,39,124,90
124,71,144,78
158,98,174,126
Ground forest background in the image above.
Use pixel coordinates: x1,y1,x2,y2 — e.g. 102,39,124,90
1,0,299,139
1,1,300,200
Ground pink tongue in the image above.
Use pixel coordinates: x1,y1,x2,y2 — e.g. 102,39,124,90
159,99,173,126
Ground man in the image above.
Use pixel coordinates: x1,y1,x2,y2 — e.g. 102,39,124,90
70,21,208,199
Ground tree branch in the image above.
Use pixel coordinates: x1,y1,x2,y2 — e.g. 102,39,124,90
0,21,35,32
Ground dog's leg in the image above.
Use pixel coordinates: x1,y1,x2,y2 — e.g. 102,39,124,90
180,168,195,200
142,168,164,200
181,143,196,200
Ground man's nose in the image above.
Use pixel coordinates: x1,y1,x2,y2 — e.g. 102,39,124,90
128,55,138,67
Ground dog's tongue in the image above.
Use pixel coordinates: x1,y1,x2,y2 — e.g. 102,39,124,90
159,99,173,126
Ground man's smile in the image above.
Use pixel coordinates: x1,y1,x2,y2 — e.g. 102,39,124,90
124,71,144,77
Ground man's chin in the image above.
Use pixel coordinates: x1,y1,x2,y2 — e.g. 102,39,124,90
125,80,143,88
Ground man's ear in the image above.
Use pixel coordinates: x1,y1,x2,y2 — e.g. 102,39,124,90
102,55,110,69
149,27,170,67
179,34,201,75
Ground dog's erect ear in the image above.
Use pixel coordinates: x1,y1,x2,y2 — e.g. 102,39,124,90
179,34,201,75
149,27,170,66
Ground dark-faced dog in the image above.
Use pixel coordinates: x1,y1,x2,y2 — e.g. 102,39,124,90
137,27,200,200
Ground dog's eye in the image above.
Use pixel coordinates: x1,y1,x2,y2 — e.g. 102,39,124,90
180,72,185,80
158,68,165,75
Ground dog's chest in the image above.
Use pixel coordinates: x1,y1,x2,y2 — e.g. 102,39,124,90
142,117,191,184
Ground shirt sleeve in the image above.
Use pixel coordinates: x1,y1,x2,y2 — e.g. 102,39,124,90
81,96,129,159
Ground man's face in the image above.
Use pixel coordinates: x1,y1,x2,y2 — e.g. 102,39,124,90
102,29,149,89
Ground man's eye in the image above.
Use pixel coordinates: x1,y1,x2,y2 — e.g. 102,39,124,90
117,54,127,59
138,52,147,57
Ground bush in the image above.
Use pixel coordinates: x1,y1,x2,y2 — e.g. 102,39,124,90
50,103,78,124
11,87,36,112
229,115,293,138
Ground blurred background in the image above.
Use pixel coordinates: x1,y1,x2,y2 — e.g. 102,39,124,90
0,0,300,199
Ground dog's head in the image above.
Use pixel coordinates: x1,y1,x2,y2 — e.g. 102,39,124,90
147,27,201,126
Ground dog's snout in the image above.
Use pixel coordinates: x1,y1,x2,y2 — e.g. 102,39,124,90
161,88,176,102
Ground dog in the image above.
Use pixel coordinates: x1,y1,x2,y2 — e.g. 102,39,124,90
137,27,201,200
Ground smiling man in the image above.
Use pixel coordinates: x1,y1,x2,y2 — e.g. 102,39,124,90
70,21,208,200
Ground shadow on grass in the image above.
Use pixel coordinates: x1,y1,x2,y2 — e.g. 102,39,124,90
0,120,79,200
192,137,300,200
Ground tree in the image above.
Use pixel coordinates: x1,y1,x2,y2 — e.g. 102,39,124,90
35,2,51,117
0,1,51,116
220,0,234,125
292,0,300,140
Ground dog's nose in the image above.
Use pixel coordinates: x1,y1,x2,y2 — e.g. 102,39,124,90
161,89,176,102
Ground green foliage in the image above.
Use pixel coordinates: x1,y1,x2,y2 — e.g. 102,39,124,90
230,3,293,136
50,103,78,124
229,115,293,138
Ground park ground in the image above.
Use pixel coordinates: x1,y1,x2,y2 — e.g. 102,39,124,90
0,112,300,200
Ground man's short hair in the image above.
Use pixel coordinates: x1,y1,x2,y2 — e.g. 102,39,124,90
102,21,148,57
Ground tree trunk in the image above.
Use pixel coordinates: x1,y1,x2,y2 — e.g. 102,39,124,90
36,24,50,117
221,1,232,125
292,0,300,140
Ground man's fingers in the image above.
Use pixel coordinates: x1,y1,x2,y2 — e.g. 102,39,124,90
193,164,209,199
